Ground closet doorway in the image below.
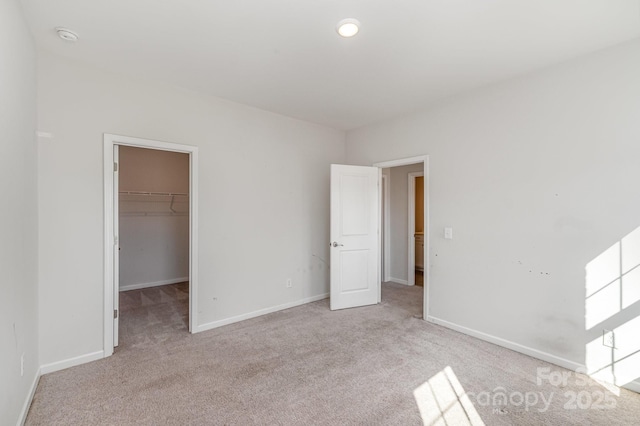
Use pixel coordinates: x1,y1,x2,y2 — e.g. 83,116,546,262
118,145,189,348
103,134,199,357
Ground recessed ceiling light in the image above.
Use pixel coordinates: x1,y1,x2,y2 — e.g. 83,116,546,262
336,18,360,38
56,27,79,42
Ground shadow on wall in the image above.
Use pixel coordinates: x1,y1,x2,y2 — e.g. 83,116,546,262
585,226,640,389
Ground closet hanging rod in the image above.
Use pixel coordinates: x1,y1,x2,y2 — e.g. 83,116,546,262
120,212,189,217
118,191,189,196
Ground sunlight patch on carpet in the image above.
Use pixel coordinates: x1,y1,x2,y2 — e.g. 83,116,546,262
413,366,485,426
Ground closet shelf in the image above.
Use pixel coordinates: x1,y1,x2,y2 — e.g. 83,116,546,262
119,191,189,196
119,191,189,215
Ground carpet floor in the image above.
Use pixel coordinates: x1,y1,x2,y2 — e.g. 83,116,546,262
26,282,640,425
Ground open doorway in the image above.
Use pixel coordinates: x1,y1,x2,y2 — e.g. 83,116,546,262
380,164,424,286
103,134,199,358
327,155,428,319
375,156,428,319
409,173,425,287
117,146,190,349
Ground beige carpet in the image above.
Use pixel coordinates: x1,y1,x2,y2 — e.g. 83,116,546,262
26,282,640,425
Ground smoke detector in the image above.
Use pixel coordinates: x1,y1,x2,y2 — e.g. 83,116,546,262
56,27,79,42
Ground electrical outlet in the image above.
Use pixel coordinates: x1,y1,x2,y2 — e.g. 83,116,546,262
603,329,615,348
20,353,24,377
286,279,292,288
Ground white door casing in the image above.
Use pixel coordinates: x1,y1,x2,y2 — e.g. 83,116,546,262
104,133,199,358
113,145,120,346
330,164,379,310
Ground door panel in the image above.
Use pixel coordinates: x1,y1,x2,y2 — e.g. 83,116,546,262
330,164,379,310
340,250,370,292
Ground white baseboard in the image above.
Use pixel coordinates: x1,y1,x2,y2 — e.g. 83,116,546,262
427,316,640,394
196,293,329,333
624,380,640,393
427,316,585,371
40,350,104,375
18,368,41,426
120,277,188,292
389,277,409,286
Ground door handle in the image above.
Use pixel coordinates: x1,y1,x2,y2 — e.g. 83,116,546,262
331,242,344,247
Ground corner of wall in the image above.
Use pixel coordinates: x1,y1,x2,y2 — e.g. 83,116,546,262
17,368,41,426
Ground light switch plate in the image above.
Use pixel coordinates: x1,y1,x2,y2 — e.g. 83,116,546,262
444,227,453,240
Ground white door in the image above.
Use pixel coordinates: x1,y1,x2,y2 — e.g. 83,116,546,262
330,164,380,310
113,145,120,347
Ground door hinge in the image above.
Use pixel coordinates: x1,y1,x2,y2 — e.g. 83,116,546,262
114,309,118,319
114,162,118,172
114,235,118,245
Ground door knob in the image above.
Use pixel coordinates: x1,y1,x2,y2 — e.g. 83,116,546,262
332,242,344,247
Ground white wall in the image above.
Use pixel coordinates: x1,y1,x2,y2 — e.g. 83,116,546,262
119,147,189,290
347,39,640,387
387,163,424,283
0,0,39,422
37,52,346,368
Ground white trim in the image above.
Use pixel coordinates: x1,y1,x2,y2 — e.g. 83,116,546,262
407,171,424,286
428,316,585,371
624,380,640,393
113,144,119,346
40,351,105,375
389,277,410,286
18,368,41,426
196,293,329,333
189,147,200,334
104,133,199,359
377,168,382,304
428,315,640,394
104,140,114,355
381,174,390,283
374,155,427,169
424,156,430,320
119,277,189,292
374,155,429,319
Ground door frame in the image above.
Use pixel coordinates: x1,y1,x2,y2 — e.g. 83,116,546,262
407,171,424,286
381,174,390,283
103,133,199,357
373,155,429,320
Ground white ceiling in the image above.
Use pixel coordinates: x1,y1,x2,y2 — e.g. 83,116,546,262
20,0,640,130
